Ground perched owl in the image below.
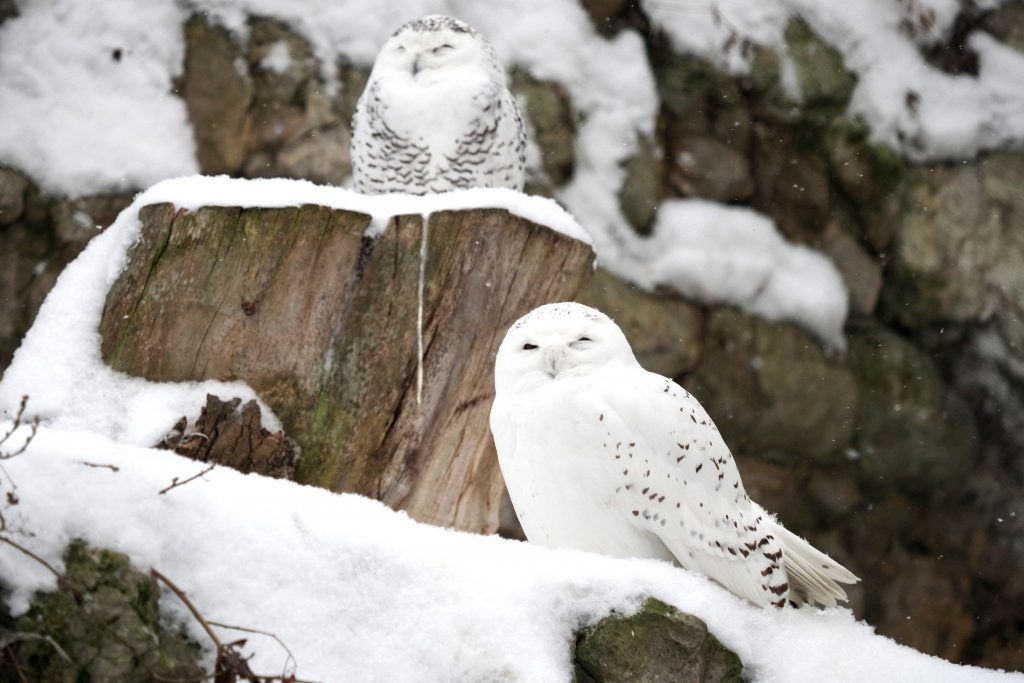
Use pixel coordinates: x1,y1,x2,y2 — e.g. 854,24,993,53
351,15,526,195
490,302,859,608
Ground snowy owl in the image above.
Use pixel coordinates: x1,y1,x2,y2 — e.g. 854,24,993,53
490,302,859,608
351,15,526,194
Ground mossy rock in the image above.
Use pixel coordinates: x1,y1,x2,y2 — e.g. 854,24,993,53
846,326,978,493
656,52,744,139
784,19,855,106
511,70,577,186
686,309,856,466
824,118,905,251
577,268,703,378
618,136,665,234
1,541,203,682
574,598,742,682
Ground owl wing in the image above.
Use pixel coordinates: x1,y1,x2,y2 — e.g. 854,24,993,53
442,82,525,191
351,79,431,194
589,366,794,608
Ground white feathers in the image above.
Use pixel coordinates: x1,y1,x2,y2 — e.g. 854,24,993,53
491,302,859,609
351,15,526,195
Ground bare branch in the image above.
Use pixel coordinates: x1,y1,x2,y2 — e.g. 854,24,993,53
77,461,120,472
0,630,72,663
208,621,298,679
0,535,82,605
150,569,223,650
158,465,216,495
0,396,38,460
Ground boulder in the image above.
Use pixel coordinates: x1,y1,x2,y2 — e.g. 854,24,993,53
847,326,978,493
685,309,857,465
0,542,203,682
574,598,742,683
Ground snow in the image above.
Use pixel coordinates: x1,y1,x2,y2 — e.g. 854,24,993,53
643,0,1024,160
0,0,198,197
0,175,589,439
629,200,848,349
259,39,293,74
1,425,1020,682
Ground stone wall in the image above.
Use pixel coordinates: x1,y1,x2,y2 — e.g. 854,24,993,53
1,4,1022,670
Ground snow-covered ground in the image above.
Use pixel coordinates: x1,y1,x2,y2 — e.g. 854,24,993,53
1,425,1020,682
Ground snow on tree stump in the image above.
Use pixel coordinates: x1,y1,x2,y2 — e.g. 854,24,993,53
99,202,593,533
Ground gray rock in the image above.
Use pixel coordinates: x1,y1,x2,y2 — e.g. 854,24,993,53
574,598,742,683
685,309,857,464
577,268,703,378
618,136,664,234
247,18,318,106
847,326,978,493
824,119,905,251
752,124,831,241
182,15,253,174
784,19,856,106
276,124,352,185
51,194,133,244
656,53,743,137
0,166,28,225
885,152,1024,358
669,135,753,202
820,219,882,315
511,70,577,187
2,541,204,682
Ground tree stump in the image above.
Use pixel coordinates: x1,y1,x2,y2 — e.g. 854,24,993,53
99,203,593,533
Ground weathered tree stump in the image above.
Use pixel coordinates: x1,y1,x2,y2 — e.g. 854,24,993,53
100,203,593,532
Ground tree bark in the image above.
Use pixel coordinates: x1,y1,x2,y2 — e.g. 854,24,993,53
100,202,593,533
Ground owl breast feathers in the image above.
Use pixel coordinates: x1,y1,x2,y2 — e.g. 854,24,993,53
351,15,526,195
491,302,859,609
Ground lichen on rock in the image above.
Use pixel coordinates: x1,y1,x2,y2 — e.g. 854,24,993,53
573,598,743,683
0,541,204,682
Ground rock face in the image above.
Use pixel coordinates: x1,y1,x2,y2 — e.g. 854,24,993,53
3,3,1024,670
574,599,743,683
99,203,593,534
0,542,203,682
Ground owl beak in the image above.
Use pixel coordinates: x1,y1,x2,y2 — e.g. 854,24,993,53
542,347,564,379
412,56,422,76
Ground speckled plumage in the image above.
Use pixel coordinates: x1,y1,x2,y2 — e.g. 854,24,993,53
351,15,526,195
491,302,859,609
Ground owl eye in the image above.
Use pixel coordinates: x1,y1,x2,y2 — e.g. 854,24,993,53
432,44,454,54
522,343,538,350
577,337,592,342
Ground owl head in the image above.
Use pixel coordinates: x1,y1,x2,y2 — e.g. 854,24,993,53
374,15,503,84
495,302,639,393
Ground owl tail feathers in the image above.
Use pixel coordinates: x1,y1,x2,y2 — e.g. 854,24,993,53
773,524,860,608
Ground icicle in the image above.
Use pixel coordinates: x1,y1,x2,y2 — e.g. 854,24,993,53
416,212,431,407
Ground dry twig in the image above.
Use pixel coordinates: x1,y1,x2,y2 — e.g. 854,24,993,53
0,630,72,663
1,396,39,460
0,535,83,605
151,570,317,683
77,461,121,472
159,465,216,495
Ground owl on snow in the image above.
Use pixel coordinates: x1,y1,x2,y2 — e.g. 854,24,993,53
491,302,859,609
351,15,526,195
